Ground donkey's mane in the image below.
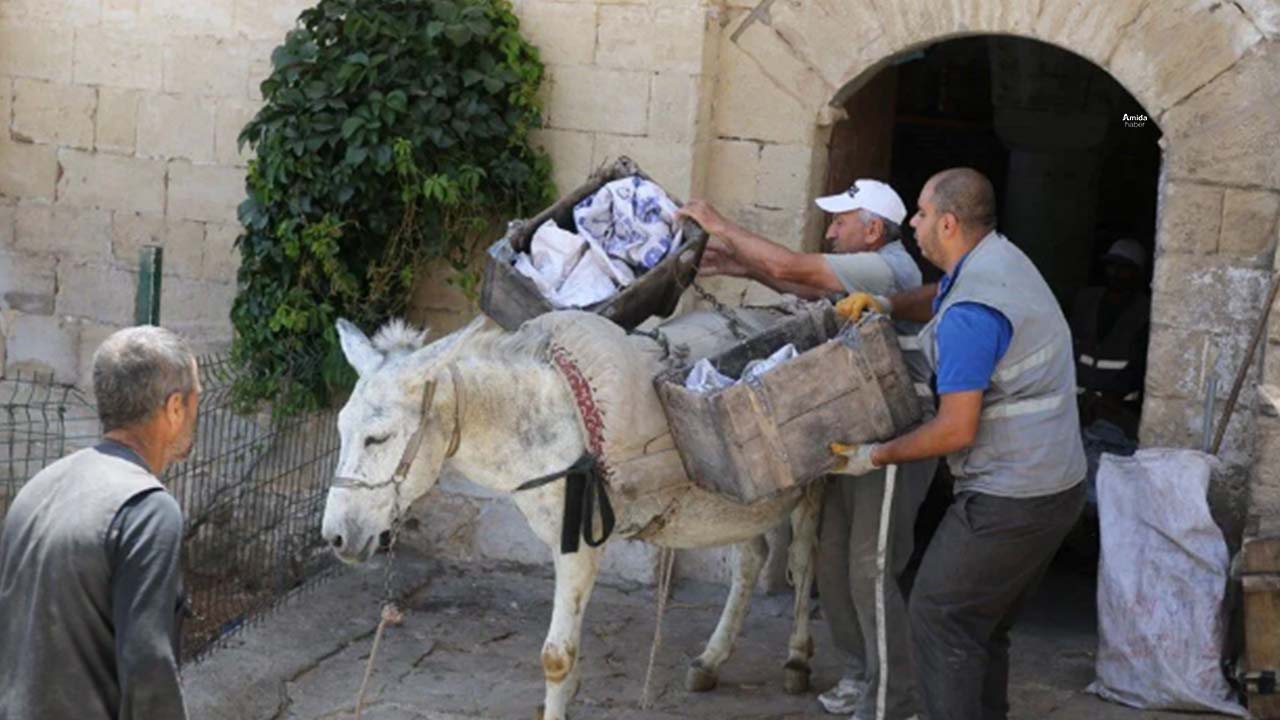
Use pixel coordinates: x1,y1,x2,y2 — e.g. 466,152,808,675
373,317,552,365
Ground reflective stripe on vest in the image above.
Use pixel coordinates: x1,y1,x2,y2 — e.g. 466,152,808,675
1077,353,1129,371
899,336,922,351
980,391,1069,420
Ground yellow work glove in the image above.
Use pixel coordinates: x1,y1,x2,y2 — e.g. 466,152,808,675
834,292,891,322
829,442,881,476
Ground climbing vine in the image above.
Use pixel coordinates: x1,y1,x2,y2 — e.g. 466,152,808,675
232,0,555,412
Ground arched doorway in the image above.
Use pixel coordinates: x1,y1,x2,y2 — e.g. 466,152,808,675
825,35,1163,574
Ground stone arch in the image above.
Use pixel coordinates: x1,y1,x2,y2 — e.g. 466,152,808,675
717,0,1279,538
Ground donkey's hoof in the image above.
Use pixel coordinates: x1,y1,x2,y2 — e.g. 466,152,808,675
782,663,811,695
685,661,719,692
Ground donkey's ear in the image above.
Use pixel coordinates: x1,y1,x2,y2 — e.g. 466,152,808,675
336,318,382,377
399,315,487,383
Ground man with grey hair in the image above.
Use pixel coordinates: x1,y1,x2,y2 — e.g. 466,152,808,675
0,326,200,719
679,181,934,720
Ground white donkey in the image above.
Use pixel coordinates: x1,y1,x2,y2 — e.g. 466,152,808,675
322,310,823,720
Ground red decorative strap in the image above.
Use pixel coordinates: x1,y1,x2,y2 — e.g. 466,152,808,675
550,345,608,465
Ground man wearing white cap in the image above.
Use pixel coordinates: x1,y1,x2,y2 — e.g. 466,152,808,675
1070,238,1150,439
679,180,932,720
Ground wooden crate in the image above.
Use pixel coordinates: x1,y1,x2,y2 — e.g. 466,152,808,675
480,156,707,331
1243,513,1280,718
654,308,923,504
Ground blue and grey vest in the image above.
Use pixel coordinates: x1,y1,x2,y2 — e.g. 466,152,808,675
916,231,1087,498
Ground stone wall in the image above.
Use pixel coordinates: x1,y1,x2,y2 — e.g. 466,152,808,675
4,0,1280,581
0,0,314,386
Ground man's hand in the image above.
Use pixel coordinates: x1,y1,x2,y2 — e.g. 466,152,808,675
835,292,891,321
677,199,731,237
829,442,880,476
699,237,750,277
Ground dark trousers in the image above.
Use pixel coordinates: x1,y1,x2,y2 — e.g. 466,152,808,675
908,482,1086,720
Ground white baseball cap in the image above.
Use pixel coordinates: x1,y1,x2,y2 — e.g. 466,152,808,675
1102,238,1146,270
814,179,907,225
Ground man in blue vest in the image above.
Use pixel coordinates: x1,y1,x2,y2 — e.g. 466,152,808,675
833,167,1087,720
680,180,934,720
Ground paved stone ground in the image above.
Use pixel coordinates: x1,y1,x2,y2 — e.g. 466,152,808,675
185,551,1227,720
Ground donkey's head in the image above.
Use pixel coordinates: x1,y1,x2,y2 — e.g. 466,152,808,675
321,315,485,563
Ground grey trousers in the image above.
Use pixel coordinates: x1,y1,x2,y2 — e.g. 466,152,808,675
817,460,935,720
908,482,1086,720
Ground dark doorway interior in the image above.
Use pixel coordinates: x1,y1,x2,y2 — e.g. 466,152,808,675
825,36,1163,581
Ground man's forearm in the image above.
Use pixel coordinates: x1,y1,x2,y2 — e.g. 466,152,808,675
718,223,800,281
745,267,831,300
888,284,939,323
872,415,971,466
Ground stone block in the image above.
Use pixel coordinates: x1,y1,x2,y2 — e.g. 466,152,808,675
1236,0,1280,39
545,65,649,135
3,312,79,385
102,0,140,27
597,5,707,73
1151,254,1272,331
1138,395,1201,449
167,162,245,224
1219,188,1279,263
863,0,1037,65
1155,181,1222,255
1144,323,1207,400
202,222,241,281
137,94,216,163
247,59,273,102
138,0,233,36
0,250,57,314
56,261,138,325
95,88,140,154
0,0,101,26
1035,0,1148,69
527,128,594,197
14,203,112,260
516,1,596,66
159,277,235,330
0,78,10,135
707,139,761,208
0,22,74,82
57,149,165,214
1108,0,1261,116
714,37,814,145
757,142,820,212
765,0,891,98
1163,41,1280,189
10,79,96,149
0,140,58,200
649,73,701,144
0,204,13,247
731,19,835,121
74,319,120,390
72,29,162,90
214,98,259,166
163,38,250,98
231,0,311,40
110,212,203,278
592,134,696,199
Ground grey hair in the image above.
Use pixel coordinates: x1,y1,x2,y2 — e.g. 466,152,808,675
93,326,197,432
858,209,903,244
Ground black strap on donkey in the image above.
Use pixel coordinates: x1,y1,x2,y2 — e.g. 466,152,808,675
515,453,615,555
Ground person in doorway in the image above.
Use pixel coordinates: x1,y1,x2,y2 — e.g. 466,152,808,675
832,168,1087,720
1070,238,1150,440
0,326,199,720
679,179,934,720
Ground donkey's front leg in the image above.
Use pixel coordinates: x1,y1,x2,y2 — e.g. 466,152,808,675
783,480,823,694
685,535,767,692
537,545,601,720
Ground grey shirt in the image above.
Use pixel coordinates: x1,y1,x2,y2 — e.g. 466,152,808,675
0,441,188,720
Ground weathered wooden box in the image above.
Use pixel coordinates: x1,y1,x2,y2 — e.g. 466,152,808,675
1242,513,1280,718
480,156,707,331
654,306,923,504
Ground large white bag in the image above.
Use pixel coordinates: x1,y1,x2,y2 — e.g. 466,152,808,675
1087,449,1246,716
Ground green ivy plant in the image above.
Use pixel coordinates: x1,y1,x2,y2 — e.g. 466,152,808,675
232,0,555,413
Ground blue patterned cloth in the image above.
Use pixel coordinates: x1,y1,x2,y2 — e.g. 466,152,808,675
573,175,682,271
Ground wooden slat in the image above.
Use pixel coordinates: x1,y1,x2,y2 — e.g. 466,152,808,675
1244,575,1280,718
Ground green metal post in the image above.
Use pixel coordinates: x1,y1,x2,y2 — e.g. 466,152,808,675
135,245,163,325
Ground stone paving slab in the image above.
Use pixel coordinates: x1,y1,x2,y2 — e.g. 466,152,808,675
185,552,1228,720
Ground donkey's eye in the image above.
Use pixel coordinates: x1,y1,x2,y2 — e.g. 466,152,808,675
364,434,391,448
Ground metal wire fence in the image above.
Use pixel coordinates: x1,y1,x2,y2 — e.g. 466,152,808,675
0,356,341,661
